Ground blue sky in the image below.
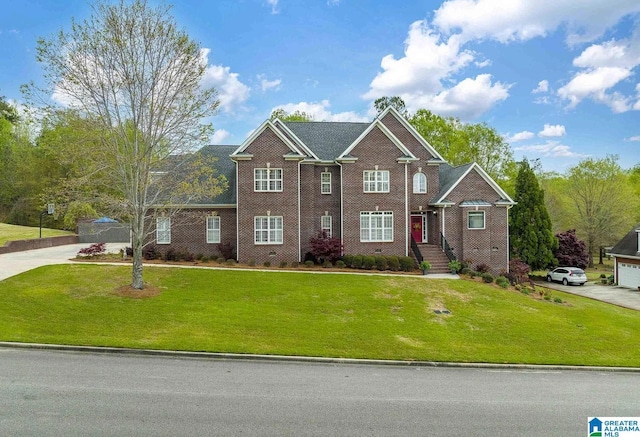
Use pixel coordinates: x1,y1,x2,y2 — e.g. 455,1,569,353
1,0,639,173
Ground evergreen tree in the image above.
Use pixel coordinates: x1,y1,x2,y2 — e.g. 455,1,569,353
510,159,558,270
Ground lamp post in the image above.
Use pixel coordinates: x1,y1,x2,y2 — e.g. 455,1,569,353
39,203,55,238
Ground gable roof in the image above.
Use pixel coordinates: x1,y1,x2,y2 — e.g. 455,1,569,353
433,162,515,206
609,224,640,258
338,118,418,161
197,145,238,205
231,119,304,158
282,121,369,161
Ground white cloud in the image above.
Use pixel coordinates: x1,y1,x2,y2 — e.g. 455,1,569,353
507,131,535,142
258,75,282,92
211,129,230,144
327,0,340,5
432,0,640,45
626,135,640,141
514,141,588,158
532,80,549,93
200,49,250,113
474,59,492,68
538,124,566,137
266,0,279,14
274,100,369,122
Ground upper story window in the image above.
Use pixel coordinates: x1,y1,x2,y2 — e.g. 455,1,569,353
321,172,331,194
413,173,427,193
254,216,283,244
468,211,485,229
254,168,283,192
363,170,389,193
156,217,171,244
360,211,393,242
321,215,332,237
206,216,220,243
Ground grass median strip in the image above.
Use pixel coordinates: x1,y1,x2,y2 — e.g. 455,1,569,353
1,264,638,366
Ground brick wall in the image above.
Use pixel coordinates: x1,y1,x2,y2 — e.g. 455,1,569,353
0,235,79,254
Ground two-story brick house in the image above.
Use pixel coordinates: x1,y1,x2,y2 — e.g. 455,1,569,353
150,106,515,273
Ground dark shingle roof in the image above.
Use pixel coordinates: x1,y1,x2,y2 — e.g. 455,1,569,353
434,163,473,203
283,121,370,161
610,224,640,257
198,145,238,204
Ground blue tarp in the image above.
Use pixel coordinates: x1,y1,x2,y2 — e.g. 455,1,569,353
93,217,118,223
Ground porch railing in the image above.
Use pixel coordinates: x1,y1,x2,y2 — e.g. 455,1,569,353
440,233,456,262
410,236,423,263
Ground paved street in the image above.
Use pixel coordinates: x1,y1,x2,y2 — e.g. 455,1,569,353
1,348,639,436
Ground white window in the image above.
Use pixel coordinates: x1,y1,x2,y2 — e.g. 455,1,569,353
363,170,389,193
156,217,171,244
321,172,331,194
321,215,332,237
206,216,220,243
360,211,393,242
254,168,283,192
413,173,427,193
254,216,283,244
468,211,485,229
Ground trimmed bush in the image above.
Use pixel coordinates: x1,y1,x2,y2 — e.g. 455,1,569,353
77,242,106,257
263,261,271,267
247,259,256,267
481,273,494,283
335,260,346,268
495,276,510,288
305,260,314,268
476,263,491,274
217,257,226,264
375,255,388,271
386,256,400,271
290,262,299,268
362,255,376,270
322,260,333,268
201,256,210,263
399,256,415,272
143,245,161,260
279,261,288,268
352,255,364,269
225,259,237,266
342,254,354,268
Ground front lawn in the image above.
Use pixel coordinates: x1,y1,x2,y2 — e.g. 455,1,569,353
0,223,74,246
1,264,638,366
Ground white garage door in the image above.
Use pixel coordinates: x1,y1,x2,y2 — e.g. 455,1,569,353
618,262,640,288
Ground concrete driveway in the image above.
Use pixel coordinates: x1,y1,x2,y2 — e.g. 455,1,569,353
539,280,640,311
0,243,127,282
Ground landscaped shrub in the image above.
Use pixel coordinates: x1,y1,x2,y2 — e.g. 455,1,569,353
399,256,415,272
217,257,226,264
386,256,400,271
182,249,195,262
352,255,364,269
279,261,288,268
459,267,471,276
201,256,210,263
77,242,107,257
143,245,161,260
335,260,346,268
305,260,314,267
247,259,256,267
554,297,563,303
362,255,376,270
322,260,333,268
475,263,490,274
163,248,178,262
309,231,343,264
508,258,531,285
196,253,204,261
495,276,510,288
263,261,271,267
125,247,133,257
225,259,236,266
342,254,354,267
217,242,235,261
375,255,387,271
481,273,494,283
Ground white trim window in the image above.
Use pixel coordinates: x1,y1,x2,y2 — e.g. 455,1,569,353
254,216,283,244
206,216,220,243
360,211,393,242
468,211,485,229
321,172,331,194
363,170,389,193
156,217,171,244
321,215,332,237
254,168,283,192
413,173,427,193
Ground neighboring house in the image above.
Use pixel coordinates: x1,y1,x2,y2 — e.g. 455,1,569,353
609,223,640,288
149,107,515,273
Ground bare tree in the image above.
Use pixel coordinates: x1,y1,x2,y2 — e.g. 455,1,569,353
31,0,223,289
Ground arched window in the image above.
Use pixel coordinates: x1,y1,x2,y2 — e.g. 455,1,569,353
413,173,427,193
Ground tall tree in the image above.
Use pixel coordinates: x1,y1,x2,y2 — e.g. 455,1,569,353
509,159,557,270
269,108,314,122
554,229,589,269
373,96,409,118
565,155,636,267
31,0,223,290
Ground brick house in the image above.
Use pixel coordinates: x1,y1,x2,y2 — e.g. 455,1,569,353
150,107,515,273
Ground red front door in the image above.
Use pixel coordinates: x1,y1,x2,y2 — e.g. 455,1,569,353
411,216,423,243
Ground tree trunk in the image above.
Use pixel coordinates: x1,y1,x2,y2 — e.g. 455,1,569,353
131,214,145,290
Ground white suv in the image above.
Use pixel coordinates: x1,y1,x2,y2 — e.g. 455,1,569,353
546,267,587,286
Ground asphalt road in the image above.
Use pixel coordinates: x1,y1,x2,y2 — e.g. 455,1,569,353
1,348,638,436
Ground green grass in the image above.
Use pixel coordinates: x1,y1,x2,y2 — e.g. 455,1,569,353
1,264,638,366
0,223,74,246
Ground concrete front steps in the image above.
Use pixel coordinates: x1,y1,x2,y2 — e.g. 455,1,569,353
415,244,451,274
